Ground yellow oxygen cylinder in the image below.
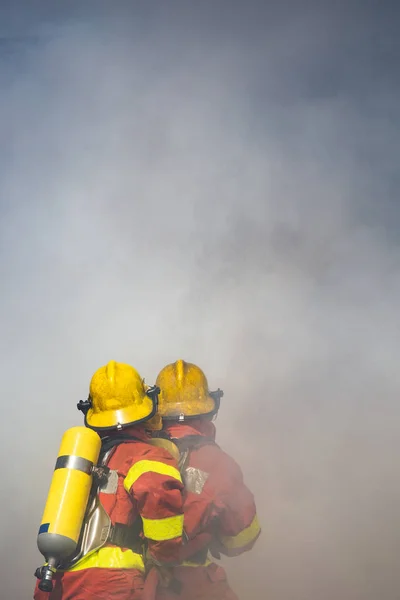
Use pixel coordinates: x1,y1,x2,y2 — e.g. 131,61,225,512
36,426,101,592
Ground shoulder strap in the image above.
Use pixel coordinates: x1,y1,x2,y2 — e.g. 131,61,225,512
147,437,181,463
173,435,218,455
98,434,142,464
99,434,181,463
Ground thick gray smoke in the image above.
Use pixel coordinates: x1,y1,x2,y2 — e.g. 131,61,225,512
1,3,399,599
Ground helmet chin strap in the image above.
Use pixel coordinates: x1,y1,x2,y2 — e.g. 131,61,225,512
145,385,160,405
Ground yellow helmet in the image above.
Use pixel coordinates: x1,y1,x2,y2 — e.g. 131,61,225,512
77,360,159,431
155,359,223,421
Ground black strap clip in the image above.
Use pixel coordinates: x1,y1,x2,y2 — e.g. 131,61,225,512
77,397,92,415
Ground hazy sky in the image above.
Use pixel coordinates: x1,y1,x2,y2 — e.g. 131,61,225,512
1,2,400,599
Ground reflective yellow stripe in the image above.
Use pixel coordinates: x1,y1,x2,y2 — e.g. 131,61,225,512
62,547,145,572
124,460,182,492
220,514,261,550
181,558,212,568
142,514,184,541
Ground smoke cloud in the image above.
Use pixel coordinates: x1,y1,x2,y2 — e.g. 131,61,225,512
1,3,399,599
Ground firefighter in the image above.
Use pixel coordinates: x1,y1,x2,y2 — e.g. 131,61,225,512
33,360,185,600
152,359,260,600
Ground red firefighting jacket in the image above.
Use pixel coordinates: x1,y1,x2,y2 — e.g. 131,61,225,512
165,420,260,563
33,426,184,600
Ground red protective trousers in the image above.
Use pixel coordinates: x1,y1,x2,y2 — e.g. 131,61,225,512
153,563,238,600
33,566,145,600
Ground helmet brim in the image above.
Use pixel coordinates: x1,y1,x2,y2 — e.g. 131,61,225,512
159,394,217,420
85,396,155,431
